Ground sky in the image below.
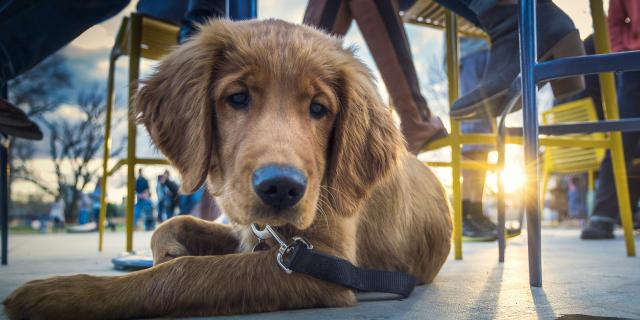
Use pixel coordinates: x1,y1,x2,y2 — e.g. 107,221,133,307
11,0,607,202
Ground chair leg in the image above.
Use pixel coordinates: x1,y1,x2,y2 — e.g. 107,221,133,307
99,56,116,252
590,0,636,256
519,0,542,287
540,169,549,214
125,13,142,252
451,123,463,260
445,11,462,260
587,170,595,217
610,139,635,255
1,143,8,266
497,133,506,263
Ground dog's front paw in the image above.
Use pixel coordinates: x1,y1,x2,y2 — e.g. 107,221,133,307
3,275,114,320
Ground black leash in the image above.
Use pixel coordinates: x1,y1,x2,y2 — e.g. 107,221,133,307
251,224,417,299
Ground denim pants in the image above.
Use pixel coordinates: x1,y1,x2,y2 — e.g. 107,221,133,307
0,0,246,84
0,0,130,83
459,48,494,153
432,0,498,27
591,71,640,223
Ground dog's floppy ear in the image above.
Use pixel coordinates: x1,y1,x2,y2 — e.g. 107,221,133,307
133,20,233,193
326,60,404,215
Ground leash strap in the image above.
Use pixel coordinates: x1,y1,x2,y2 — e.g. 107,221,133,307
250,223,417,298
283,241,417,298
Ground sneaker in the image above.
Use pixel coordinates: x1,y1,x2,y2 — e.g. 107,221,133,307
581,220,614,239
462,201,497,241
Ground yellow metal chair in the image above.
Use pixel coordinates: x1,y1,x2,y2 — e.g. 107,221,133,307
540,98,605,212
98,13,178,252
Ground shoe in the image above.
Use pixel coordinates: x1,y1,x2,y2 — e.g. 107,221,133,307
581,220,614,239
450,1,585,120
462,200,497,241
403,114,448,154
506,227,521,238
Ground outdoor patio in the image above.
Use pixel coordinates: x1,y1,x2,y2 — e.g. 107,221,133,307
0,228,638,320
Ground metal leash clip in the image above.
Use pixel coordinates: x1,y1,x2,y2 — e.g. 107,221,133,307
250,223,313,274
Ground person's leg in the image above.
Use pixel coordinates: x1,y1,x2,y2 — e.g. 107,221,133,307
92,207,99,224
136,0,188,26
434,0,584,119
303,0,352,36
143,199,154,230
167,202,176,220
0,0,130,83
134,196,143,229
178,0,230,43
458,47,498,240
582,71,640,239
347,0,447,153
432,0,493,27
628,154,640,217
157,200,165,222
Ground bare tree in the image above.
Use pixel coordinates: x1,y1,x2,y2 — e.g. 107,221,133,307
8,54,71,118
41,85,124,221
8,52,127,222
12,83,124,221
7,54,72,206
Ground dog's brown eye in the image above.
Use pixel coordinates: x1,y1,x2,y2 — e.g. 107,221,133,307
309,102,328,119
227,92,250,110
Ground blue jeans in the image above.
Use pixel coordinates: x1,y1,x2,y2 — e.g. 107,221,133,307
591,71,640,223
459,48,494,153
134,195,152,227
432,0,498,27
0,0,130,83
0,0,252,84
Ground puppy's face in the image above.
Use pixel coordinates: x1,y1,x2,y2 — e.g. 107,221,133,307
135,20,402,229
212,42,338,228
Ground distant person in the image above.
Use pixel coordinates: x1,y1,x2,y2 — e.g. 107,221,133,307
49,197,65,231
91,177,102,225
134,168,152,229
78,193,92,225
158,170,179,221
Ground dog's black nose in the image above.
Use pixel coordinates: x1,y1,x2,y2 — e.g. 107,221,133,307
252,165,307,209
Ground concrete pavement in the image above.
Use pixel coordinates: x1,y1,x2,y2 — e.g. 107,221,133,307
1,228,638,319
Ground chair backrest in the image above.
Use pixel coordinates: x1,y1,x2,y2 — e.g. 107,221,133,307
114,15,179,61
542,97,605,173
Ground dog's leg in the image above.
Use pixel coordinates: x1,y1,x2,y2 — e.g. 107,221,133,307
3,247,356,319
151,215,239,264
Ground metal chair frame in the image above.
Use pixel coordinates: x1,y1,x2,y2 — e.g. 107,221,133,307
516,0,639,286
98,13,176,252
99,1,257,252
413,0,638,287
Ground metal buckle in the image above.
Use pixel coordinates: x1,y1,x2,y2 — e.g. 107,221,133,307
250,223,313,274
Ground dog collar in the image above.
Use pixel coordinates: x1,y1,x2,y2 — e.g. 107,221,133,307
250,223,417,299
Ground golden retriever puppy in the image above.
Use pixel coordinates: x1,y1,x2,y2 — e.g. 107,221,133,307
3,19,451,319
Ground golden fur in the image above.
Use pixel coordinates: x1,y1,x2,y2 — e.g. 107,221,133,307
3,19,452,319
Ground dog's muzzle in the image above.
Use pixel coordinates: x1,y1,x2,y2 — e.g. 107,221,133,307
252,165,307,209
